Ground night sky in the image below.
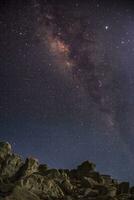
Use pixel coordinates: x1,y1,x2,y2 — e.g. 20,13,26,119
1,0,134,183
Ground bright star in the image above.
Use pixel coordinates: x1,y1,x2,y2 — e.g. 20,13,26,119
105,25,109,30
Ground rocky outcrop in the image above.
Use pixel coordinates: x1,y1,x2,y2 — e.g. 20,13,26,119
0,141,133,200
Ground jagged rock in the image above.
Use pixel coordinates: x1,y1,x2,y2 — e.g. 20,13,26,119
88,171,104,183
95,195,117,200
44,169,61,178
69,169,77,179
130,186,134,194
94,184,109,195
18,173,64,199
81,177,99,188
0,142,11,161
117,193,130,200
0,142,133,200
101,175,113,184
63,195,74,200
77,161,96,177
38,164,48,174
107,186,117,197
43,169,65,186
5,187,40,200
59,169,70,176
1,154,23,178
118,182,130,194
60,179,73,194
84,188,99,197
19,158,39,177
0,182,14,194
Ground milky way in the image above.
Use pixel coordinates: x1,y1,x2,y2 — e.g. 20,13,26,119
37,1,116,128
1,0,134,183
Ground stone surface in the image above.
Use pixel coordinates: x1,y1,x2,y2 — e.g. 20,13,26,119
20,157,39,177
118,182,130,194
1,154,23,178
5,187,40,200
0,142,11,161
0,142,133,200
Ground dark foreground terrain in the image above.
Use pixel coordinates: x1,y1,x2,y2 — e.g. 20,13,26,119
0,142,133,200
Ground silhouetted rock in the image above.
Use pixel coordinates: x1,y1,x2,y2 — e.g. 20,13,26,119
130,186,134,194
77,161,96,176
118,182,130,194
0,142,133,200
38,164,48,174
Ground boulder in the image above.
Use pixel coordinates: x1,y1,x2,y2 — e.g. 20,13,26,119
96,195,117,200
84,188,99,197
101,175,113,185
130,186,134,195
117,193,130,200
118,182,130,194
19,158,39,177
107,186,117,197
0,142,11,161
93,184,109,195
5,187,40,200
77,161,96,173
63,196,74,200
44,169,61,178
81,177,99,188
0,142,133,200
38,164,48,174
0,182,14,195
69,169,77,179
88,171,103,183
1,154,23,178
60,179,73,194
18,173,64,199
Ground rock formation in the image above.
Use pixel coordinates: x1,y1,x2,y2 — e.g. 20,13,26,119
0,141,133,200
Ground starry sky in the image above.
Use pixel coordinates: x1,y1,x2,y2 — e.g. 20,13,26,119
1,0,134,183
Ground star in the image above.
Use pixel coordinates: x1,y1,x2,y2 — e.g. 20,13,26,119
105,25,109,30
1,0,134,184
121,41,125,44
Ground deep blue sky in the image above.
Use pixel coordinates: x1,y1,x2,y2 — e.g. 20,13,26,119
1,0,134,183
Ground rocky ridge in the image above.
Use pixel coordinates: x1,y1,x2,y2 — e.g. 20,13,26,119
0,141,133,200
